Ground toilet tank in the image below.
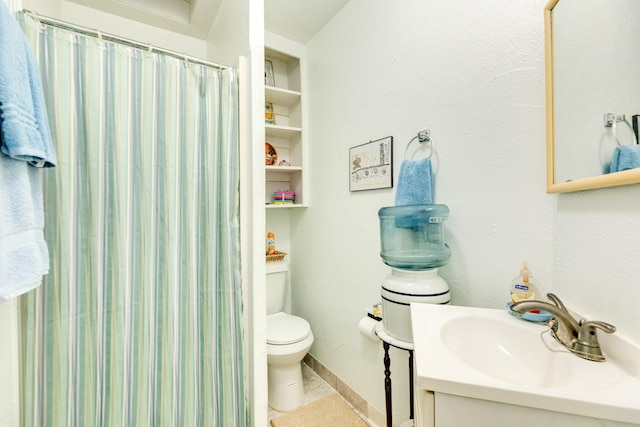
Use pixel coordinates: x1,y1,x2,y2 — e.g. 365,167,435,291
266,261,289,315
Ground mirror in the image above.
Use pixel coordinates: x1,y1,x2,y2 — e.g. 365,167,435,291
546,0,640,193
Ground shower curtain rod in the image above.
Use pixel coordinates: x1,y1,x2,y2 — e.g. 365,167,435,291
22,9,230,70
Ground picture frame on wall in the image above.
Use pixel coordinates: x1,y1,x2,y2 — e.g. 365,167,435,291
265,60,275,87
349,136,393,191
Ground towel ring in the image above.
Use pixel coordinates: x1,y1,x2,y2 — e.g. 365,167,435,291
604,113,638,146
404,130,435,160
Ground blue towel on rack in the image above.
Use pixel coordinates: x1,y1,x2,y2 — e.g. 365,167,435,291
0,3,56,168
610,145,640,173
395,157,433,206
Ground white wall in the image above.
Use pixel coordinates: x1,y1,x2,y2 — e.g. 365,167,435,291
295,0,640,423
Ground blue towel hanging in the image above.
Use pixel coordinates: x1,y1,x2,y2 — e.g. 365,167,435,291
610,145,640,173
395,157,433,206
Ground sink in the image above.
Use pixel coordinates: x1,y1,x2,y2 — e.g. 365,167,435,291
411,303,640,425
440,315,575,388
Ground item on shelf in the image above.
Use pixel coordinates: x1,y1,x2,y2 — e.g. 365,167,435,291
273,190,295,205
372,302,383,319
265,231,286,262
265,142,277,166
265,102,276,124
278,159,290,167
264,59,275,86
266,251,287,263
266,231,276,255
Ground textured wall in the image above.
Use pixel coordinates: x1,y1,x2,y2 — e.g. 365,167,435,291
295,0,640,422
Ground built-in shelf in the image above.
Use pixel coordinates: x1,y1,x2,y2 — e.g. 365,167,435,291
265,124,302,139
266,165,303,173
265,86,300,107
264,43,306,208
265,204,306,209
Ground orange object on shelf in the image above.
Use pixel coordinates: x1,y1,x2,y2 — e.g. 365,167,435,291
266,231,276,255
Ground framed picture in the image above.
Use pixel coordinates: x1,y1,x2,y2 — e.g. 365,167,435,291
349,136,393,191
265,102,276,124
265,60,275,87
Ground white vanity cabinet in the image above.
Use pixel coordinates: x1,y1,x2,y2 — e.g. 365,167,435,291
415,391,639,427
414,390,435,427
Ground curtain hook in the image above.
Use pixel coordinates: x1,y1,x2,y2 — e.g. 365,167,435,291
25,9,45,31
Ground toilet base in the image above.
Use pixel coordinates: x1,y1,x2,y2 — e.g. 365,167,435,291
268,362,305,411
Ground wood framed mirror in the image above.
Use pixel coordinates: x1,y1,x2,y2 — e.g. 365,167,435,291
545,0,640,193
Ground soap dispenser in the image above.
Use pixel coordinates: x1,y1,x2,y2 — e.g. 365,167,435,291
510,261,539,303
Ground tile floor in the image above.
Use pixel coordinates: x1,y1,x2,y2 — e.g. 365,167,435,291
267,363,372,426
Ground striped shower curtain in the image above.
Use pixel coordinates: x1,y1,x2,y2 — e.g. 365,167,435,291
18,12,247,427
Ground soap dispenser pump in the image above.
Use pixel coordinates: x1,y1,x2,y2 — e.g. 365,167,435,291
510,261,539,303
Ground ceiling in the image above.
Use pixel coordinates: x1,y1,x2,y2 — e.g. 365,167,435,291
264,0,349,43
69,0,350,42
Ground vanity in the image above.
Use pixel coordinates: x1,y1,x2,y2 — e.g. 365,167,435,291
410,303,640,427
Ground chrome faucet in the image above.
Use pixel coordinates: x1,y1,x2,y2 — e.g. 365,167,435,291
511,293,616,362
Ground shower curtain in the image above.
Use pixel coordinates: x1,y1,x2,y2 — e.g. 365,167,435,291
18,12,246,427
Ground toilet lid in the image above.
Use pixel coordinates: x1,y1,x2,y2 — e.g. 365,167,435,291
267,313,311,345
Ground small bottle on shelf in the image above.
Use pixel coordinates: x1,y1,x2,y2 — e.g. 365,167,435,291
266,232,276,255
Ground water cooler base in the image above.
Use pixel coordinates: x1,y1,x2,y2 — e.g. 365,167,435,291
381,268,450,342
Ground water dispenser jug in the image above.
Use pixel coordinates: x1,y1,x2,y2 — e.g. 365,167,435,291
378,204,451,270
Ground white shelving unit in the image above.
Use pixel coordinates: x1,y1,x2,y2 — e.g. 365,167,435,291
264,45,306,208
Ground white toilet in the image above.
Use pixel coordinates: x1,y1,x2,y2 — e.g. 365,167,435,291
266,261,314,412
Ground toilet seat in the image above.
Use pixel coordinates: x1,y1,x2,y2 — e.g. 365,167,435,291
267,312,311,345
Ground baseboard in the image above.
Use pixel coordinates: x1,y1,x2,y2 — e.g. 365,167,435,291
303,354,368,418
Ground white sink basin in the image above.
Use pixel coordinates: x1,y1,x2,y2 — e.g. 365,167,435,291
411,303,640,425
440,314,575,388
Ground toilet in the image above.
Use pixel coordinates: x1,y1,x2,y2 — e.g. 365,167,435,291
266,261,314,412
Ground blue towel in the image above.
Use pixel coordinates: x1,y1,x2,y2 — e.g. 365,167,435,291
0,153,50,301
0,3,56,168
395,157,433,206
610,145,640,173
0,4,52,301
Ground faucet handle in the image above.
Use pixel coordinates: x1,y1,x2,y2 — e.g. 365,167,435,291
572,320,616,362
546,293,569,312
578,320,616,342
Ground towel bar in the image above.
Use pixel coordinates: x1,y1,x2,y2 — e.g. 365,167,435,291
404,130,434,160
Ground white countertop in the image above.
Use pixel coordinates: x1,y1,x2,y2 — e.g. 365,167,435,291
410,303,640,425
